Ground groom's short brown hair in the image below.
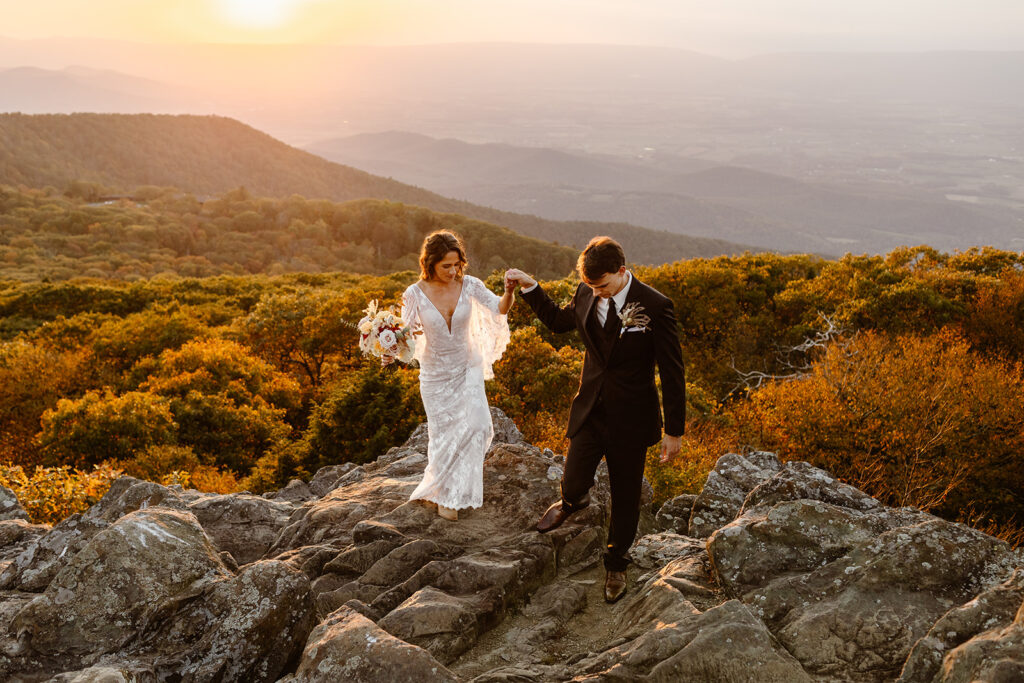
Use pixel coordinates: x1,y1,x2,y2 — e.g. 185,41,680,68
577,236,625,281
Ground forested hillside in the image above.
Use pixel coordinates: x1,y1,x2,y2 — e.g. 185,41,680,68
2,247,1022,549
0,113,752,263
0,185,577,281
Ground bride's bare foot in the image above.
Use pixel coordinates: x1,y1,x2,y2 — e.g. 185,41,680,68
438,505,458,521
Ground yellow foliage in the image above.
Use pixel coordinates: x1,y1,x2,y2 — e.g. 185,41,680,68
0,463,122,525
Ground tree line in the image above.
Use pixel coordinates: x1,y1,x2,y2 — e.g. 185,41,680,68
0,184,576,282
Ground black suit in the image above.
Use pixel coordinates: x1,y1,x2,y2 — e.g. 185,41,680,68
522,275,685,570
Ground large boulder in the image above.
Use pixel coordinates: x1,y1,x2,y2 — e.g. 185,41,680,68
283,605,458,683
10,508,229,663
136,559,314,682
688,452,781,538
654,493,697,534
935,612,1024,682
748,519,1019,681
0,477,188,592
185,493,294,565
899,568,1024,682
708,499,922,597
574,600,813,682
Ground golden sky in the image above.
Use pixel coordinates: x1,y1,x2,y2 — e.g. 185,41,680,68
2,0,1023,56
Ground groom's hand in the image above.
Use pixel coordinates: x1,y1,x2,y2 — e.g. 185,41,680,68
504,268,536,290
660,434,682,463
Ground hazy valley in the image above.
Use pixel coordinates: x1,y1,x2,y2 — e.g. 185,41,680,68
2,40,1022,254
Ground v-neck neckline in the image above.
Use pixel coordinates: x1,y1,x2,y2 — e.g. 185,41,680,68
416,280,465,334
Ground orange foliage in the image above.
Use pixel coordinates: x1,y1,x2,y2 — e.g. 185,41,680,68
487,327,584,453
742,331,1024,522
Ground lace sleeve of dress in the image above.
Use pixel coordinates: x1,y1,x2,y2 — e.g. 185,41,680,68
465,276,510,380
401,284,426,363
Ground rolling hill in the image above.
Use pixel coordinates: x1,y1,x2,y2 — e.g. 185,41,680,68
0,113,753,264
306,131,1024,254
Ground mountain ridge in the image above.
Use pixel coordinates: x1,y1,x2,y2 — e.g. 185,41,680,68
0,112,754,263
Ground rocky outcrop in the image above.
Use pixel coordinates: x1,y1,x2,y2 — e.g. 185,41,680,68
0,415,1021,682
0,486,28,521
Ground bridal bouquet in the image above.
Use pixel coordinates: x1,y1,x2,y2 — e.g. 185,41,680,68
357,300,417,365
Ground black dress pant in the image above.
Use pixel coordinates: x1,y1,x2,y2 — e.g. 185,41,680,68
560,398,647,572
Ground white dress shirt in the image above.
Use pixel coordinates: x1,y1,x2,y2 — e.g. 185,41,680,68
594,271,632,326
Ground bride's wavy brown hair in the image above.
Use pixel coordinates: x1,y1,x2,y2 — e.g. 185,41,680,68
419,230,468,281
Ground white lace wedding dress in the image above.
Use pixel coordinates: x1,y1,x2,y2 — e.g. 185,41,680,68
401,274,510,510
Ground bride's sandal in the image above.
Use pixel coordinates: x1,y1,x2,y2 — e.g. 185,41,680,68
438,505,458,521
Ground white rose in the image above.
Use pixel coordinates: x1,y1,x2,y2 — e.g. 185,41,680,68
379,329,398,350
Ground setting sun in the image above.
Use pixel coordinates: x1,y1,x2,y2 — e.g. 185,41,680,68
216,0,303,29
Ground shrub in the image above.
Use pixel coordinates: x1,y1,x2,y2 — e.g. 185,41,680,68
0,463,122,524
307,365,424,468
742,331,1024,526
39,390,177,468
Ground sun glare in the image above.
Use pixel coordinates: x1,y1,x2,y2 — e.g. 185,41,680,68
217,0,301,29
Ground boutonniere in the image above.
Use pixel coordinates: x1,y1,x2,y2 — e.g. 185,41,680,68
619,302,651,336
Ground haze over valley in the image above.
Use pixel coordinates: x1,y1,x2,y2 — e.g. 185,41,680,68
2,20,1023,256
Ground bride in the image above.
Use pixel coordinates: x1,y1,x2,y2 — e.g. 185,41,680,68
395,230,513,521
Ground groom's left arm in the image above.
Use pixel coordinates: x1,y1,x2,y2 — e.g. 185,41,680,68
654,297,686,439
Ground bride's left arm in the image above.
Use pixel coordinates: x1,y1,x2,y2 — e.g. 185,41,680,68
498,276,514,315
468,276,513,315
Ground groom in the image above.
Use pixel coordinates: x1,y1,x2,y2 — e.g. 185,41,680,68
505,236,685,603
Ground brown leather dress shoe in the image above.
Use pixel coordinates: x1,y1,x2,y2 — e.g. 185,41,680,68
535,495,590,533
604,570,627,603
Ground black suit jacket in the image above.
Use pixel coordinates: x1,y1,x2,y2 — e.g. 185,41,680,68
522,276,686,448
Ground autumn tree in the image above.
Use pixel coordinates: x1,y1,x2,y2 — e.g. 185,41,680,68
137,338,301,472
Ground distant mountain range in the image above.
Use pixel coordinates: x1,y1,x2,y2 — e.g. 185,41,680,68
0,113,751,264
0,66,213,115
3,41,1022,254
307,132,1024,254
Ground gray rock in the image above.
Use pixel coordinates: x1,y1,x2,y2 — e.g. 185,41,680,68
688,452,781,538
742,460,882,514
186,493,293,565
12,508,229,664
378,586,481,663
270,479,316,503
490,407,524,446
655,494,697,534
0,519,49,563
0,479,188,592
748,519,1018,681
708,499,889,596
935,615,1024,683
0,486,27,522
286,605,457,683
140,559,313,682
899,568,1024,682
48,665,156,682
307,463,357,497
630,532,705,571
577,600,813,682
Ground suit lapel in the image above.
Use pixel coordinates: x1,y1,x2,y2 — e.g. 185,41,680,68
579,287,600,353
606,276,642,361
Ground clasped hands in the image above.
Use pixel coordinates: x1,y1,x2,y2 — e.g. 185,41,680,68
503,268,536,292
